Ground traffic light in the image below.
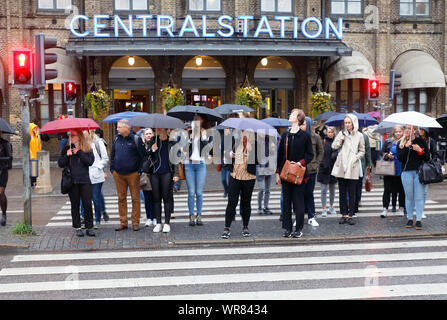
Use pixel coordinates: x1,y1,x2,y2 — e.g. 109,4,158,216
368,79,380,101
389,69,402,102
12,49,33,89
64,81,77,104
34,33,58,90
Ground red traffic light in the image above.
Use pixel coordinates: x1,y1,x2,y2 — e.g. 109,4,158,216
64,81,77,104
66,82,75,93
12,49,33,88
368,79,380,100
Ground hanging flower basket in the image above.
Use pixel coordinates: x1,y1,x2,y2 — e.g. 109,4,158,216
160,87,184,112
310,91,335,119
84,89,112,120
235,86,263,110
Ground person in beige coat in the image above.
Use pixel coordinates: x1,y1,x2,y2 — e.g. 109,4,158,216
331,114,365,225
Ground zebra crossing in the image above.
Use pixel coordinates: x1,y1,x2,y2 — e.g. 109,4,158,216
1,238,447,299
46,186,447,227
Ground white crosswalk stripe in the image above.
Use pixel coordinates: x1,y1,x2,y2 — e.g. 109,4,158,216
46,187,447,227
1,239,447,299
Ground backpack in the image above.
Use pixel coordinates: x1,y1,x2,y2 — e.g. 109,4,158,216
94,137,107,160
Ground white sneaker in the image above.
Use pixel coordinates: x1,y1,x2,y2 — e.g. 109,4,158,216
398,207,405,216
422,214,427,219
162,224,171,233
380,208,387,218
145,219,153,227
329,207,336,215
153,218,157,225
308,218,319,227
153,224,162,233
321,210,327,217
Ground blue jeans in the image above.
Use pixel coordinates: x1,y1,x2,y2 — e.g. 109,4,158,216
185,162,207,216
221,166,230,194
401,170,426,221
304,173,317,219
143,190,154,220
81,183,104,223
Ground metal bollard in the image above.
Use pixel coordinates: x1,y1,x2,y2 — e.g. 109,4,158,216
34,150,54,193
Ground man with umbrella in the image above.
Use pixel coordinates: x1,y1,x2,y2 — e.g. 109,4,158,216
111,118,147,232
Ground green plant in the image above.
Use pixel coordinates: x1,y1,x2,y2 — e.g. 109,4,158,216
12,222,37,236
160,87,184,112
235,86,263,109
84,89,112,120
310,91,335,118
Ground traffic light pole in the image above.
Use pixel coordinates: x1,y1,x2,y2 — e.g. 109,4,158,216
374,103,392,122
20,90,32,226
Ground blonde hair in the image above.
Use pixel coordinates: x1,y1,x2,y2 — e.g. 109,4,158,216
74,129,92,153
326,126,337,136
399,125,418,149
391,125,404,142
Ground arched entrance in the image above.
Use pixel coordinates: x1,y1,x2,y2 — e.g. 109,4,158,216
182,56,225,108
254,56,296,118
109,56,155,113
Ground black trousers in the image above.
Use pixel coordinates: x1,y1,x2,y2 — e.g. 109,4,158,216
383,175,405,209
338,178,357,217
225,176,256,229
150,172,173,224
68,183,93,229
282,181,305,233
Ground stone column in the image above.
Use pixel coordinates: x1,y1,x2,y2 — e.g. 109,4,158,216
34,150,53,194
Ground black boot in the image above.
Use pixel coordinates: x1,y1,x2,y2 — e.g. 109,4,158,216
0,213,6,226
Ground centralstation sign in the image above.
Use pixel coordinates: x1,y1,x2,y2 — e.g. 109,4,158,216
70,14,343,40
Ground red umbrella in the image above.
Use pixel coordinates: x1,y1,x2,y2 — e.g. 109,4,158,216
40,118,100,134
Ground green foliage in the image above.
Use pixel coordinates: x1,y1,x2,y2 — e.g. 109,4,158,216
235,86,263,109
160,87,185,112
310,91,335,119
11,222,36,236
84,89,112,120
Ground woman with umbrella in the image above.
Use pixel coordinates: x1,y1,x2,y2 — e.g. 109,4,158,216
58,129,95,237
183,114,212,227
397,125,430,230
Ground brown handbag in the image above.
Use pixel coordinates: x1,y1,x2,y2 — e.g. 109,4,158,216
280,135,306,185
365,167,373,192
178,162,185,180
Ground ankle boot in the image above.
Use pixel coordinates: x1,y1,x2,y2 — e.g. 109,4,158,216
1,213,6,226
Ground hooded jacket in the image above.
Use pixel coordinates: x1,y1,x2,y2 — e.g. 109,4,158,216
305,117,324,174
29,123,41,160
331,114,366,180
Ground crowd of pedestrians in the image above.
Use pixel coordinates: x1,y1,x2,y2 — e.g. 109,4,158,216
51,109,443,239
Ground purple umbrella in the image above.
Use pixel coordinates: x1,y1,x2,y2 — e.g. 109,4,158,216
219,117,279,137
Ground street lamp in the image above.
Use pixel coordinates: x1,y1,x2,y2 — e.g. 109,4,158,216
195,56,203,66
128,56,135,66
261,57,268,67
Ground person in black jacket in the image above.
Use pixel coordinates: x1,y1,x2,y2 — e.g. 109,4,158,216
397,125,430,230
317,127,338,217
148,128,179,234
221,129,258,239
0,133,12,226
58,129,95,237
419,127,439,218
276,109,314,238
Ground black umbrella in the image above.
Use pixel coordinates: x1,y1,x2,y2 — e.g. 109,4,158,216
129,113,184,129
0,118,17,134
314,111,341,122
167,105,222,122
214,104,254,115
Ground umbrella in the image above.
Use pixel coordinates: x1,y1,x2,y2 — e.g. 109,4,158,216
367,111,381,119
0,118,17,134
372,121,400,134
261,117,291,128
129,113,184,129
382,111,442,129
314,111,340,122
214,104,254,115
102,111,141,123
40,118,100,134
325,112,379,128
219,118,279,137
167,105,222,122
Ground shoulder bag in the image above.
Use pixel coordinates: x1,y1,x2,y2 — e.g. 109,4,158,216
375,158,395,176
280,135,306,185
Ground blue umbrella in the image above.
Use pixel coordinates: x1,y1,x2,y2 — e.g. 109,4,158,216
325,112,379,128
219,118,279,137
103,111,141,123
167,105,222,122
261,117,291,128
129,113,184,129
314,111,341,122
215,104,254,115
